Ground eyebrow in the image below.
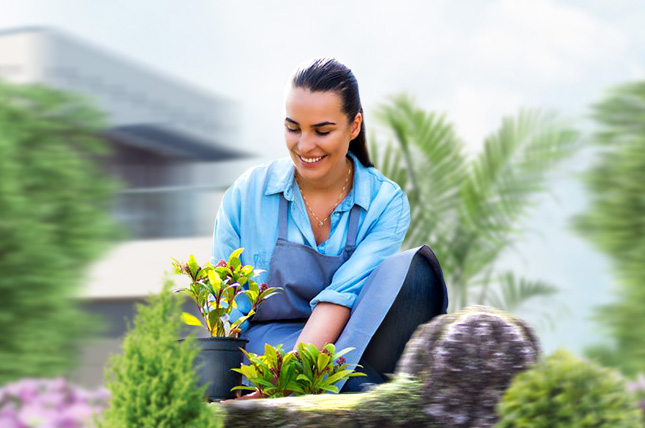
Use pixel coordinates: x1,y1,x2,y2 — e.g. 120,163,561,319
285,117,336,127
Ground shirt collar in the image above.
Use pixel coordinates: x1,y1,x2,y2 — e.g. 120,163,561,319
264,151,371,211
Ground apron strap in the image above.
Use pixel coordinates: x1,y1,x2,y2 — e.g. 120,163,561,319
344,204,361,249
278,192,289,240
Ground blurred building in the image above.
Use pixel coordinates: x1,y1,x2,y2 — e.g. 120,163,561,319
0,26,254,387
0,25,253,239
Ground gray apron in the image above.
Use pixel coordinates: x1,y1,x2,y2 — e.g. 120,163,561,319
239,192,448,392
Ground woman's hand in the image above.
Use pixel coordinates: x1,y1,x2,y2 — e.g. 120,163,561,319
221,388,265,402
221,387,296,403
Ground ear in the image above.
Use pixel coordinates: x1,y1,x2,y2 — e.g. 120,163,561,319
350,112,362,140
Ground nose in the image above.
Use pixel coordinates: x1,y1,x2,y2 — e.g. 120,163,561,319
297,132,318,154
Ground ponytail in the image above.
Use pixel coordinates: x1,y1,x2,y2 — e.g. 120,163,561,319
348,106,373,167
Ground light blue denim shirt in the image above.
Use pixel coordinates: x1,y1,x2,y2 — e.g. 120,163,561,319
210,151,410,331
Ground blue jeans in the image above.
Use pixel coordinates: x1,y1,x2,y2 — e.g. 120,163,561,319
340,252,445,392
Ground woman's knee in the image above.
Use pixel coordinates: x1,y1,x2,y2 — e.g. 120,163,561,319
396,253,443,319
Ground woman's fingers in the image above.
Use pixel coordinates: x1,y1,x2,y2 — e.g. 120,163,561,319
221,389,264,403
238,389,264,400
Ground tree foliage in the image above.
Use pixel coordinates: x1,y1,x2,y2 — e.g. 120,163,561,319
571,80,645,376
0,79,122,384
370,93,580,318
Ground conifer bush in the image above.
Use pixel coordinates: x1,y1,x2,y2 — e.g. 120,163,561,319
99,278,221,428
495,349,643,427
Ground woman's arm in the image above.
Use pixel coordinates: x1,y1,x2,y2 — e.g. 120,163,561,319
298,189,410,352
293,302,351,351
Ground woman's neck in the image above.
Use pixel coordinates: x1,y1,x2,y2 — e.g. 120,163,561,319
296,156,353,195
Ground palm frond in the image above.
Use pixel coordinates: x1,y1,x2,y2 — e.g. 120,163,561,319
370,94,468,251
370,97,581,316
459,109,579,243
451,110,580,299
483,272,559,313
373,94,468,204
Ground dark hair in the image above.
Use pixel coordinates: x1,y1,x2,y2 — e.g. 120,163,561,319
290,58,373,168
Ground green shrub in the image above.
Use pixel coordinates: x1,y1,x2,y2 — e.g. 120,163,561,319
99,278,220,428
495,348,643,427
0,79,122,384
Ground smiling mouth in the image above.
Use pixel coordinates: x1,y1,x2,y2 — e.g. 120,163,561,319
298,154,327,163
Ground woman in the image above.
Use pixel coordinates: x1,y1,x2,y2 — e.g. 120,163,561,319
212,58,448,399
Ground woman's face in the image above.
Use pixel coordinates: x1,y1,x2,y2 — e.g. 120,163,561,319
284,86,361,184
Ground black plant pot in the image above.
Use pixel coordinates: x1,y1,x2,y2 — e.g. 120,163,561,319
179,336,249,402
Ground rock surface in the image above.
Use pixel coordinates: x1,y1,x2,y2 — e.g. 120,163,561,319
216,305,541,428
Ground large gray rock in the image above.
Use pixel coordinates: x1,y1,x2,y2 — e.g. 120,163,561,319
215,305,541,428
395,305,542,427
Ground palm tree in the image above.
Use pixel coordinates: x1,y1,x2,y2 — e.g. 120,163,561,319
369,93,579,321
571,81,645,376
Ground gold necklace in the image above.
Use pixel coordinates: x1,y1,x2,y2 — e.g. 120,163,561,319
295,163,352,228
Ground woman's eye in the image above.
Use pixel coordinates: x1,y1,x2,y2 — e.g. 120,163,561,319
284,125,330,136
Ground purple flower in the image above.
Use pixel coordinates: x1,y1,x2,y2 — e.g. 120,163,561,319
627,373,645,392
0,415,20,428
335,357,346,366
177,263,190,274
216,259,228,268
0,377,109,428
18,403,58,427
259,283,268,293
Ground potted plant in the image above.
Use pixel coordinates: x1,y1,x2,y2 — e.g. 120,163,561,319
172,248,281,401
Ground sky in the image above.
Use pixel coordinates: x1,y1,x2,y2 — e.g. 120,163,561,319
1,0,643,355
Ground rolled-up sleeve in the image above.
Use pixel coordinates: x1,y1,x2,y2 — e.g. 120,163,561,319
309,189,411,310
210,184,242,266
